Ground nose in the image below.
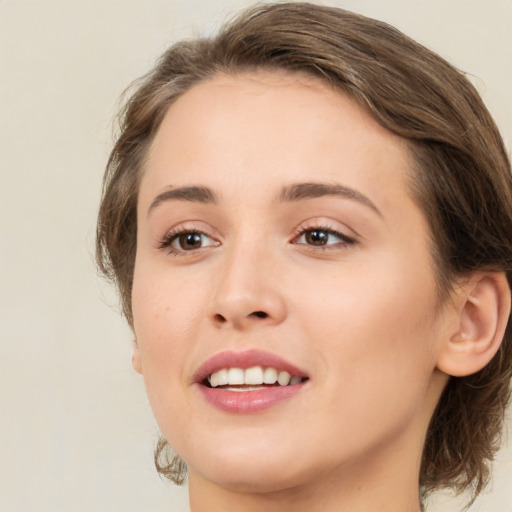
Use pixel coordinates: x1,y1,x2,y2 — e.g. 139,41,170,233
208,243,287,331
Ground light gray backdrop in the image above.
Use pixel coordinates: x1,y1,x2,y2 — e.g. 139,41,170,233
1,1,511,511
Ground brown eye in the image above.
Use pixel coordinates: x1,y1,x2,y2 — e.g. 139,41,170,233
177,232,203,250
304,229,329,246
161,230,218,253
294,227,355,248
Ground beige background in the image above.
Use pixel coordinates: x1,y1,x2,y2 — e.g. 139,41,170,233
1,1,511,511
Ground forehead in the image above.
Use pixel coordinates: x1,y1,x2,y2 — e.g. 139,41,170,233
148,70,405,157
142,71,412,207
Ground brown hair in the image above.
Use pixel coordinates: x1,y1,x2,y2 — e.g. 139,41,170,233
96,2,512,503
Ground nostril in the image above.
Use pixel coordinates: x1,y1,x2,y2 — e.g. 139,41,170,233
252,311,268,319
214,313,227,323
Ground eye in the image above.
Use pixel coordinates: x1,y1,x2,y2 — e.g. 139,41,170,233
159,229,218,254
294,227,355,247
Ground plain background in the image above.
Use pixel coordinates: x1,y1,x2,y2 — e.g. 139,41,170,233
1,1,511,511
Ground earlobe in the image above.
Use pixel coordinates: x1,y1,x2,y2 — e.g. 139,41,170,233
132,339,143,374
436,272,511,377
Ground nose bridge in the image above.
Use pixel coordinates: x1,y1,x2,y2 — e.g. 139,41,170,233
209,229,286,329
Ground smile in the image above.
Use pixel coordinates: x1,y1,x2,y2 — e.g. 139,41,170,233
195,350,309,413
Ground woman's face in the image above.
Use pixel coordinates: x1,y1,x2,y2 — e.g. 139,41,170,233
132,71,452,492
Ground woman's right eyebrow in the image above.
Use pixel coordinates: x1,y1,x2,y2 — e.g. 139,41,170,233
148,185,218,215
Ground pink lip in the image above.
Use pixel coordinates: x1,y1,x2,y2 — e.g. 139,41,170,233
193,349,309,414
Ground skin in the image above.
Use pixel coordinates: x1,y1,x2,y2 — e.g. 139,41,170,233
131,71,486,512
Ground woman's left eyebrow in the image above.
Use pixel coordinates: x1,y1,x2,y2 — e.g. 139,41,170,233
278,182,382,217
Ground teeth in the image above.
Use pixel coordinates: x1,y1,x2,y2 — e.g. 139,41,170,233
277,371,291,386
263,367,277,384
245,366,264,385
210,368,228,388
227,368,244,385
208,366,303,388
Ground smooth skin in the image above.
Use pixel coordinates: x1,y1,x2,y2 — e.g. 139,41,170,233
131,71,509,512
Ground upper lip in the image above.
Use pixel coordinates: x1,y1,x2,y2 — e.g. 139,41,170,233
193,349,309,384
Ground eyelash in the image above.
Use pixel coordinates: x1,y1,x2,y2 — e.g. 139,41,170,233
157,224,356,256
157,228,218,256
292,224,356,250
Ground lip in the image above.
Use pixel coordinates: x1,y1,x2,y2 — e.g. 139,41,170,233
193,349,309,414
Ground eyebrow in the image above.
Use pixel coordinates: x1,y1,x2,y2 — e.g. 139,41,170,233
278,182,382,216
148,181,381,217
148,185,217,214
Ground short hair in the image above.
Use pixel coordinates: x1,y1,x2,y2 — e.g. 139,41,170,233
96,1,512,502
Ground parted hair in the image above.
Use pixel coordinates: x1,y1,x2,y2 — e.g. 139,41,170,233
96,2,512,503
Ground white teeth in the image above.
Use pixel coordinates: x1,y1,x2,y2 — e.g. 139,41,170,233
277,371,291,386
263,367,278,384
227,368,244,385
208,366,303,388
245,366,264,385
210,368,228,388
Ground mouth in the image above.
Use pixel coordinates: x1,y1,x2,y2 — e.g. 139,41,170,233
194,350,309,412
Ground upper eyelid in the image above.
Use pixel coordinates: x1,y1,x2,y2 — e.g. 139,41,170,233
292,219,357,239
158,221,219,240
292,227,356,245
162,227,216,243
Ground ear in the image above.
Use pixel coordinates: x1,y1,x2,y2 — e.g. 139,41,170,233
436,272,511,377
132,339,143,374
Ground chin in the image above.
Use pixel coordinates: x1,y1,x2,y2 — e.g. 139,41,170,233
198,461,313,495
185,439,330,495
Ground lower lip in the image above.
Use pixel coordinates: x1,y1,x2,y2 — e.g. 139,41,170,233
197,383,304,413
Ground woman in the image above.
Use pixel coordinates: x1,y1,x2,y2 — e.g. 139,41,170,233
96,3,512,511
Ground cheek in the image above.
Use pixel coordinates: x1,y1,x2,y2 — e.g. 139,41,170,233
299,254,441,418
304,251,437,343
132,258,207,338
131,277,209,456
131,267,204,406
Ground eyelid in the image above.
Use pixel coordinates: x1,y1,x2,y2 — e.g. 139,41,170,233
294,229,351,245
292,218,356,240
156,223,221,255
289,219,359,254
